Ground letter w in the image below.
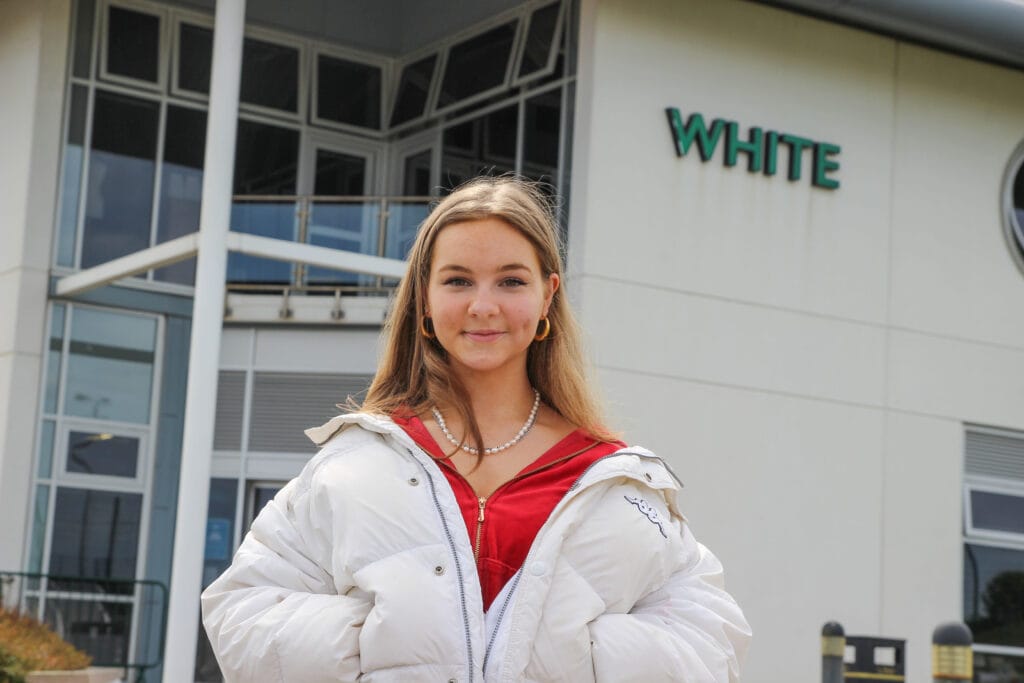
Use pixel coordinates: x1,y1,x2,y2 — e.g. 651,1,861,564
665,108,724,162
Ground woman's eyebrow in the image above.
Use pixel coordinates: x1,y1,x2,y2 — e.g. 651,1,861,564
437,263,531,272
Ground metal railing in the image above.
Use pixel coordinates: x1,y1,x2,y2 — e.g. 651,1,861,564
0,572,168,682
227,194,432,294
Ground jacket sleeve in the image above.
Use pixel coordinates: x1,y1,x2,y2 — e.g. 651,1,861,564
201,472,370,683
588,511,751,683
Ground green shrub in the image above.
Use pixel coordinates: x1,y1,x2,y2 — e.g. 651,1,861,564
0,608,91,676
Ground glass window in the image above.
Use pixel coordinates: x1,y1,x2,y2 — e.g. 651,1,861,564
972,490,1024,535
316,55,382,130
28,485,49,574
523,89,562,185
195,478,237,682
240,37,299,113
178,23,212,94
56,86,88,268
228,120,300,285
72,0,95,81
105,6,160,83
441,105,517,189
82,90,159,269
48,487,143,580
974,652,1024,680
1009,149,1024,267
155,105,207,285
66,431,140,479
390,55,437,128
38,420,56,478
44,304,65,414
964,543,1024,647
403,149,433,197
307,149,376,286
518,3,561,80
437,21,517,109
64,307,157,425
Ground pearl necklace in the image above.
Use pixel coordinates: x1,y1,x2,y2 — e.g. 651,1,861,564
432,389,541,455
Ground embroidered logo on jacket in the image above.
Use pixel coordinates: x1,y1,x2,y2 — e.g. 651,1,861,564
624,495,668,538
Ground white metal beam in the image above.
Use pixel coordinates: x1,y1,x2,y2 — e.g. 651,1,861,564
225,231,407,278
163,0,245,679
54,233,198,297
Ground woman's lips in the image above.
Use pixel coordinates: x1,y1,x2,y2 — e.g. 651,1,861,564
464,330,504,342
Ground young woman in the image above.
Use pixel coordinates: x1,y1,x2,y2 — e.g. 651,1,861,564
202,177,751,682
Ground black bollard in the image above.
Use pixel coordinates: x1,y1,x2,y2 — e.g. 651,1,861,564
822,621,845,683
932,622,972,682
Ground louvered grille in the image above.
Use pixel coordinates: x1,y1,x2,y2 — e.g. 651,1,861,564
248,372,372,452
213,371,246,450
965,430,1024,482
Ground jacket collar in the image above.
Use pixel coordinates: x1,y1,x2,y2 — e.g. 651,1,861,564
305,411,682,494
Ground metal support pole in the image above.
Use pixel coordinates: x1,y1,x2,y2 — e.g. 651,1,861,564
162,1,246,680
932,622,973,682
822,621,845,683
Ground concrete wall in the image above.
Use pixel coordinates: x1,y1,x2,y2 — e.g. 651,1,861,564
0,1,70,571
570,0,1024,679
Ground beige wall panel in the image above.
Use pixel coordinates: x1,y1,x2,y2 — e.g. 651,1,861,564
252,327,381,373
881,412,963,681
572,0,895,324
579,275,886,406
888,329,1024,430
889,44,1024,347
598,367,885,683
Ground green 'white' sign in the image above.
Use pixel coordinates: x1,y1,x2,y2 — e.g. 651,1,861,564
665,107,841,190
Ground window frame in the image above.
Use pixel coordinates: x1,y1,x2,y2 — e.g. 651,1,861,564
963,479,1024,544
386,48,443,135
309,45,390,138
1001,138,1024,276
511,0,566,88
97,0,169,93
169,10,215,103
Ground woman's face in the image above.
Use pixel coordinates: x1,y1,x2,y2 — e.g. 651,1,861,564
426,217,558,383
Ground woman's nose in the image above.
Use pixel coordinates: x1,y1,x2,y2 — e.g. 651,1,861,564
467,290,498,316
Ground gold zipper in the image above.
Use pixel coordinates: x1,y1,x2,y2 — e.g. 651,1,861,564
474,496,487,563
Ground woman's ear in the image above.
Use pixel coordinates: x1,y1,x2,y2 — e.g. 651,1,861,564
544,272,560,313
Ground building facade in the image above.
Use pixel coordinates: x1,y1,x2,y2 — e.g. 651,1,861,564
1,0,1023,681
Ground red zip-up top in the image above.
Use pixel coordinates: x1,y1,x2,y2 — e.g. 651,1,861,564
394,414,625,611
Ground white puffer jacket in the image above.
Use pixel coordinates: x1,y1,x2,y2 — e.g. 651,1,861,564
201,413,751,682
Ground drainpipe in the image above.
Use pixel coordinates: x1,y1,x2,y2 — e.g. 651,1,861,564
162,0,246,680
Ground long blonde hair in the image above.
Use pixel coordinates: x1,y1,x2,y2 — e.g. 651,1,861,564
360,176,616,458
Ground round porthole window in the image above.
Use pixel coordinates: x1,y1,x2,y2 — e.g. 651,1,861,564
1003,141,1024,274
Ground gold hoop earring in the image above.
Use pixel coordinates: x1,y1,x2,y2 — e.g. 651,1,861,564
534,317,551,342
420,317,435,339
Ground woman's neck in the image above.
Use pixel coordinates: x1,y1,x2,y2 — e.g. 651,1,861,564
445,366,537,434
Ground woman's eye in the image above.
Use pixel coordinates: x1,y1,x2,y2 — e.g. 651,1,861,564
501,278,527,287
443,277,471,286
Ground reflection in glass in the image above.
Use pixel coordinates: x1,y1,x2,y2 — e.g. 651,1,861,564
44,598,132,666
178,23,213,94
64,307,156,425
306,202,379,286
442,105,517,190
66,432,139,478
106,6,159,83
227,202,296,284
964,543,1024,646
28,485,49,573
518,3,561,79
438,22,516,108
523,89,562,186
49,487,142,579
233,120,298,195
57,86,88,267
974,651,1024,681
155,106,207,285
82,91,158,268
38,420,55,478
317,55,382,130
44,305,65,414
390,55,437,127
240,37,298,112
384,202,430,283
972,490,1024,535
